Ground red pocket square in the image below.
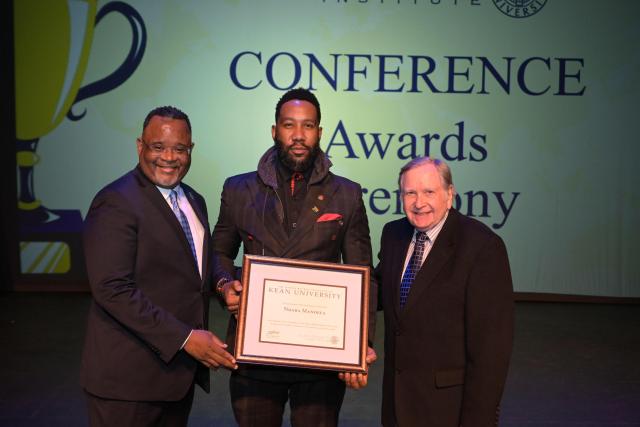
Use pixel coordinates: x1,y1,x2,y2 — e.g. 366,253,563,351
317,213,343,222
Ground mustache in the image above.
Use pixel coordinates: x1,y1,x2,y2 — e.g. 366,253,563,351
286,142,311,151
154,160,179,166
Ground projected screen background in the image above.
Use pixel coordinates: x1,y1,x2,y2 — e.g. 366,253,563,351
14,0,639,297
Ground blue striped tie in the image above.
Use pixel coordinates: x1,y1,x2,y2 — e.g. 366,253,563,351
169,190,198,268
399,231,428,308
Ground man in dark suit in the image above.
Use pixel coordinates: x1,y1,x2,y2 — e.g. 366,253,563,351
212,88,376,427
81,106,237,427
376,157,514,427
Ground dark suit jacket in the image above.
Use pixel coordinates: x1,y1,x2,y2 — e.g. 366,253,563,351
377,209,514,427
212,147,375,382
81,166,211,401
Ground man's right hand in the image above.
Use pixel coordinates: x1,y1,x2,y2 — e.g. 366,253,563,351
183,329,237,370
221,280,243,316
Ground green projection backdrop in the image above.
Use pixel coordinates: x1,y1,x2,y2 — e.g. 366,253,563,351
14,0,640,297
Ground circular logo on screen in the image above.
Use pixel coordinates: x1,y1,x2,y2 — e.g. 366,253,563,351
492,0,547,18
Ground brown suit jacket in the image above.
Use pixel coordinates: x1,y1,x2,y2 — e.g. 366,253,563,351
376,209,513,427
212,147,375,382
81,166,211,401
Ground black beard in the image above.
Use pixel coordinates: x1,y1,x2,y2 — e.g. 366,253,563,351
274,138,320,172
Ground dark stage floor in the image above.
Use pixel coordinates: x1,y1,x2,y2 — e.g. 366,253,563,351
1,293,639,426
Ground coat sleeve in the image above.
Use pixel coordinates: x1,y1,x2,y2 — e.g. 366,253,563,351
373,222,390,312
340,183,377,344
83,189,192,364
211,177,242,285
461,233,514,426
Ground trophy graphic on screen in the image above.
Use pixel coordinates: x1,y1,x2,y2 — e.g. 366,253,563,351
14,0,146,280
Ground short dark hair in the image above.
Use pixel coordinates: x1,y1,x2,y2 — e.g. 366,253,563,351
143,106,191,134
275,88,321,124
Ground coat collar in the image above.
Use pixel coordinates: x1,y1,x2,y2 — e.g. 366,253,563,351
390,218,415,319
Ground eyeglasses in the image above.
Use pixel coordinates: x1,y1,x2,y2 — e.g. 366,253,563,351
139,139,194,156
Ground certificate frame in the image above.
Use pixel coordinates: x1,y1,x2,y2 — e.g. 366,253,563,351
235,254,369,373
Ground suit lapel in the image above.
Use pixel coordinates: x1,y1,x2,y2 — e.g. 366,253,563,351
402,210,457,314
183,185,209,283
247,180,289,256
184,186,207,231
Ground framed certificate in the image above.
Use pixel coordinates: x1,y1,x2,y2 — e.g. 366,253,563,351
235,254,370,372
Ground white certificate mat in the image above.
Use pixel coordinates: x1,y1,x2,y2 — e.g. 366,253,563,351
260,279,346,349
236,255,369,372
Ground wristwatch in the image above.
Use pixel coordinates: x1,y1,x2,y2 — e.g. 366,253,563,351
215,278,231,297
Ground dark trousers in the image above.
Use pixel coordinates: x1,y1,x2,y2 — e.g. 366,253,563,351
230,373,346,427
85,386,195,427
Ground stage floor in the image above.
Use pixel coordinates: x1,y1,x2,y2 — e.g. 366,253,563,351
1,293,638,426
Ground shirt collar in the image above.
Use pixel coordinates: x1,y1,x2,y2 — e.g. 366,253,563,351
157,184,184,201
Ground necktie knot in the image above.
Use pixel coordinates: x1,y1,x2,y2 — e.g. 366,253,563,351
416,231,429,248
